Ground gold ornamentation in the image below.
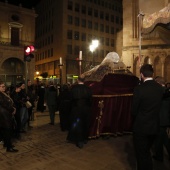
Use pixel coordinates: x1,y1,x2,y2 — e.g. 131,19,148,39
96,100,104,136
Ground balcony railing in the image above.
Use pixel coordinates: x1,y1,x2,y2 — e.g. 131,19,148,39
0,38,34,47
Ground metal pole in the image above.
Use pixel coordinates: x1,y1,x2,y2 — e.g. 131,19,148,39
59,65,62,85
79,51,82,75
138,10,144,67
92,52,94,67
25,61,28,93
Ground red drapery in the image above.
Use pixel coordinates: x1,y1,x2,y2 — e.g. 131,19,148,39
86,73,139,138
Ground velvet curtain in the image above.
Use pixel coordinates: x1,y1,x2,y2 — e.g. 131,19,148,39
86,73,139,138
89,94,133,138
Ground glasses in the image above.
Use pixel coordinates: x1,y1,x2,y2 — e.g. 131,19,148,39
0,85,6,88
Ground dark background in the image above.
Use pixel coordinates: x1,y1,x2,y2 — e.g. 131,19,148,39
0,0,40,9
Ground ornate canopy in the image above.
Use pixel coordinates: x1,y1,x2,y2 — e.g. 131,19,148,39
142,3,170,34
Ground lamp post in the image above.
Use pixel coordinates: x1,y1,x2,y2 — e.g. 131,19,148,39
89,39,99,68
79,51,82,75
58,57,63,85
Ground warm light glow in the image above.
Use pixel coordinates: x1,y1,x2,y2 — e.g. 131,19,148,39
36,71,39,75
92,40,99,48
89,44,95,52
89,39,99,52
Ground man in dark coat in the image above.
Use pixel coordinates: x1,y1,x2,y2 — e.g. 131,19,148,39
152,76,170,161
58,84,71,131
67,76,92,148
132,64,164,170
45,82,58,125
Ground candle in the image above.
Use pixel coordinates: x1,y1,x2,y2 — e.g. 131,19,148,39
59,57,62,64
79,51,82,60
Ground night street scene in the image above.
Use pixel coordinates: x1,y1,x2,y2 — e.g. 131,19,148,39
0,0,170,170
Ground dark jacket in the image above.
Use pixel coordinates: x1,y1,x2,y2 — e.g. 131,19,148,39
132,80,164,134
159,89,170,127
45,85,58,106
0,92,15,128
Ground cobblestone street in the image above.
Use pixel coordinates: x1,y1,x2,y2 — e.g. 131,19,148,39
0,111,169,170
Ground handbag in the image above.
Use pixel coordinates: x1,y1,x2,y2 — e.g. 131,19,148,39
25,101,32,108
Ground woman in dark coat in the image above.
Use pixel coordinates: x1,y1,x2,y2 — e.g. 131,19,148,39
67,77,92,148
0,80,18,152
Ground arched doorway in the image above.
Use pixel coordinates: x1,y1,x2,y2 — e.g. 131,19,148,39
154,56,162,77
0,57,24,86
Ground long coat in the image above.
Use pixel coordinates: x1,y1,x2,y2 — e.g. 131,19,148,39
0,92,15,128
67,83,92,143
132,80,164,134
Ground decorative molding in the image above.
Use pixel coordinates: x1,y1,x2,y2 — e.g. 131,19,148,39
8,22,23,28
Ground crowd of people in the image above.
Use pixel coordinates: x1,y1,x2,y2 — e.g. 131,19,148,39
0,76,93,152
0,66,169,170
0,79,38,152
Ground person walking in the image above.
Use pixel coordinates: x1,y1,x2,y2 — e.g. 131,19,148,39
58,84,71,131
37,83,46,112
132,64,164,170
152,76,170,161
27,80,36,127
45,82,58,125
67,76,92,149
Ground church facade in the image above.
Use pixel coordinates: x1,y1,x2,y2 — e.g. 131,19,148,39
122,0,170,82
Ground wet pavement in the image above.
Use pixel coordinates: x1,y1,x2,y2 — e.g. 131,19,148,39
0,111,169,170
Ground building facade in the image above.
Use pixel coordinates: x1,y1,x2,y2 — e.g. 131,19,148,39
35,0,123,84
0,1,36,86
122,0,170,82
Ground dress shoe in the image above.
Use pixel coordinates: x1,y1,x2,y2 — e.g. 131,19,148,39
28,125,33,129
76,142,84,149
20,130,26,133
48,123,54,125
84,140,88,144
6,148,18,152
3,144,15,148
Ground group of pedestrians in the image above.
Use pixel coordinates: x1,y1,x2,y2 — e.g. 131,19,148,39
44,77,92,149
132,64,170,170
0,80,36,152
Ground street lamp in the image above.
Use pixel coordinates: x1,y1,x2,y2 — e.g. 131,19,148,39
36,71,39,77
89,39,99,67
35,71,40,86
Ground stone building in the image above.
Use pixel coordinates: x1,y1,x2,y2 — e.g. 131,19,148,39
122,0,170,82
0,1,37,86
35,0,123,84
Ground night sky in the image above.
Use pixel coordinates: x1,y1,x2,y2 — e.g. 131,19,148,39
0,0,40,9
